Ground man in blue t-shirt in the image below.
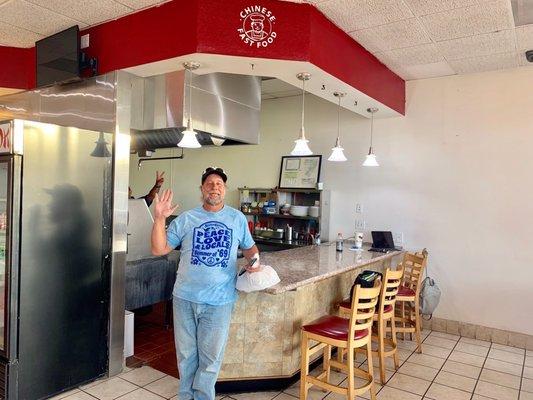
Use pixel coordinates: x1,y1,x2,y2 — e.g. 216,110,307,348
151,167,259,400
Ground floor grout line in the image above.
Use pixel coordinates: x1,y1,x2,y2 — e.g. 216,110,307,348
419,329,462,400
468,341,493,400
519,350,527,400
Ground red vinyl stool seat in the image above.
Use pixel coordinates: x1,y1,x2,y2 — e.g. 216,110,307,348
397,285,415,298
303,315,368,341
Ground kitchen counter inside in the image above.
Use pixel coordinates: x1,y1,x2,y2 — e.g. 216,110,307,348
240,243,403,294
219,244,404,385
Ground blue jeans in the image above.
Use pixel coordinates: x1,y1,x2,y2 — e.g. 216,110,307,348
173,296,233,400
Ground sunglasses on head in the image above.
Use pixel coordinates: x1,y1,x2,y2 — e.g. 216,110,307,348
203,167,225,174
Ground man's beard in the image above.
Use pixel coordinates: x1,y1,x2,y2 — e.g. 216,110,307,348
204,194,223,206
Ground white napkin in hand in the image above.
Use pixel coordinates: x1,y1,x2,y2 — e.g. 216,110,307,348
236,265,280,293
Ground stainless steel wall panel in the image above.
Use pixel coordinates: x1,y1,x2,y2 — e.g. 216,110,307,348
0,75,116,134
108,71,132,377
18,121,112,399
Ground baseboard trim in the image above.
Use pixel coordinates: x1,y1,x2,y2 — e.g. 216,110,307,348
422,317,533,350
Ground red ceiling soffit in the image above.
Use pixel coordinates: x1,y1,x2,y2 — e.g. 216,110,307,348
0,0,405,114
0,46,35,90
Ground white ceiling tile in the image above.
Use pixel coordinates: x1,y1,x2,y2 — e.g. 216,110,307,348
115,0,167,11
448,51,520,74
350,18,431,52
516,24,533,50
437,29,516,60
403,0,482,17
0,21,42,47
380,63,413,79
401,60,456,79
26,0,132,26
379,43,444,66
420,0,514,41
0,0,83,36
317,0,413,32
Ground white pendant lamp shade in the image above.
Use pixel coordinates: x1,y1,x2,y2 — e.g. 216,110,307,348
328,137,347,161
291,72,313,156
363,107,379,167
292,128,312,156
328,91,347,162
363,151,379,166
178,61,201,149
328,146,347,162
178,126,201,148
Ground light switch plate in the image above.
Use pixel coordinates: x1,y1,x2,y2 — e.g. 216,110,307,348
80,34,90,49
355,219,365,230
393,232,404,245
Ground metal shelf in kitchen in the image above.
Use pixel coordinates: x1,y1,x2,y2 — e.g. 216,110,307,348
239,187,330,242
243,212,319,221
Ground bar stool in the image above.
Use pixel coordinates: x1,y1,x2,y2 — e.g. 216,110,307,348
300,282,381,400
394,249,428,353
338,268,403,384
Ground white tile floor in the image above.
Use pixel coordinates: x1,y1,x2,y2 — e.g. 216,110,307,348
50,330,533,400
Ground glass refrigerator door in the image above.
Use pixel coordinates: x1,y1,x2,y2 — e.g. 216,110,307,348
0,159,9,354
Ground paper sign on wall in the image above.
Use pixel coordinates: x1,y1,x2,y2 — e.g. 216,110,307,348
0,123,12,154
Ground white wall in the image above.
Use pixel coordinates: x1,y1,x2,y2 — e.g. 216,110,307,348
130,67,533,335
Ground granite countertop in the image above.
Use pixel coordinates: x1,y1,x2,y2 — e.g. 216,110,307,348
239,243,404,294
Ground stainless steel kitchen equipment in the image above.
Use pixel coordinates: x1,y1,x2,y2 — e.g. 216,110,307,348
129,71,261,152
0,119,112,399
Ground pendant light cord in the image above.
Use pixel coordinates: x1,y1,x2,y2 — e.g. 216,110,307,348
188,68,192,129
337,95,341,141
370,111,374,149
301,79,306,133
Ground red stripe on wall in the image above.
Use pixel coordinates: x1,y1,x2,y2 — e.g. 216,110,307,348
196,0,310,61
80,0,198,74
0,46,35,89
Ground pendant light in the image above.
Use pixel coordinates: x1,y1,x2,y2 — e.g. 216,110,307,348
328,91,347,162
363,107,379,167
290,72,313,156
90,132,111,158
178,61,201,149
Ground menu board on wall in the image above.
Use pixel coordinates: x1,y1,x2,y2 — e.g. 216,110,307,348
278,155,322,189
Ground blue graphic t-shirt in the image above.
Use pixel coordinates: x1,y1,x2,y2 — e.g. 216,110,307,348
166,205,255,305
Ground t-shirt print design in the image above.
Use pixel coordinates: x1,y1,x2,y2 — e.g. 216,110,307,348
191,221,233,268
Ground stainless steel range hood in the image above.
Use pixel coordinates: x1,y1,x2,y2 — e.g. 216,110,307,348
130,71,261,151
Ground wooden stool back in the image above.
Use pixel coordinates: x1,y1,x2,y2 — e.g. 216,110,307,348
398,250,427,296
378,268,403,316
395,249,428,353
349,281,381,345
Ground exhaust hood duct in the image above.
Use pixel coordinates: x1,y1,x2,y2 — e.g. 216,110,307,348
130,71,261,151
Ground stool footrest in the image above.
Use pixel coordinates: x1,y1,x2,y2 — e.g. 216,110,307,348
307,375,346,395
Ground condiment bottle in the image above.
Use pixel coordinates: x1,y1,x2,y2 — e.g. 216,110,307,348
336,233,343,252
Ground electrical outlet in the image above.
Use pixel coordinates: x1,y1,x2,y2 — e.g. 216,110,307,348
355,219,365,230
80,34,90,49
393,232,404,245
355,203,363,213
